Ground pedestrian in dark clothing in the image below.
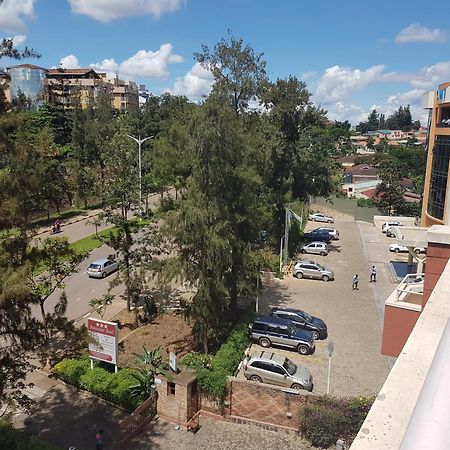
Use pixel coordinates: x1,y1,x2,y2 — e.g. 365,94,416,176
370,265,377,282
95,429,104,450
352,274,359,290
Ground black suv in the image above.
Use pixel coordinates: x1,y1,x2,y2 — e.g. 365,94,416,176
301,230,332,243
271,307,328,340
250,315,316,355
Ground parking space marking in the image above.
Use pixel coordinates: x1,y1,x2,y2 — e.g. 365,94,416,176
83,313,90,318
90,289,96,293
75,297,81,302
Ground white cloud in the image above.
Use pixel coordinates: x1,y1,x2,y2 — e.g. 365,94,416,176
395,23,447,44
11,34,26,46
315,65,386,104
323,101,367,125
165,62,214,101
68,0,182,22
90,44,183,80
59,54,80,69
0,0,34,33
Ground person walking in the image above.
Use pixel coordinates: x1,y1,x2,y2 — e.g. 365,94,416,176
352,274,359,290
95,429,104,450
370,265,377,283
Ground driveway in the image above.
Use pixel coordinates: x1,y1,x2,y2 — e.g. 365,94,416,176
248,218,392,398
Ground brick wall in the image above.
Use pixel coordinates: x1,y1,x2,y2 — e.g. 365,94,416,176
422,243,450,306
156,379,189,423
229,379,310,431
381,305,421,357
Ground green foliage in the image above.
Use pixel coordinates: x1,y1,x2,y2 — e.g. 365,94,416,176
356,198,376,208
0,420,59,450
302,396,374,448
182,320,251,398
53,355,141,410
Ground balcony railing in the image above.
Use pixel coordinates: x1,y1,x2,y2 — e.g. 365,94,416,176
396,273,424,304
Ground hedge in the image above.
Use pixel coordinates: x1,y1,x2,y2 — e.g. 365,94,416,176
53,355,141,410
182,320,251,398
301,396,374,448
0,421,60,450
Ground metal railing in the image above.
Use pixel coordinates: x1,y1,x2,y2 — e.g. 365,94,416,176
396,273,425,302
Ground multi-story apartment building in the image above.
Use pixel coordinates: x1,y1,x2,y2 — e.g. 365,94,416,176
421,82,450,226
44,68,113,109
100,74,139,111
5,64,140,111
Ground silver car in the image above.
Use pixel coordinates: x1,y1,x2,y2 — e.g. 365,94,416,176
293,260,334,281
244,351,313,391
308,212,334,223
87,258,119,278
299,241,328,256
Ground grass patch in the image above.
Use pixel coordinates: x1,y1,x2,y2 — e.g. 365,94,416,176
0,420,60,450
69,227,115,254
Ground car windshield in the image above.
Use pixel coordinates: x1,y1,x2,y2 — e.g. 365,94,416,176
283,358,297,376
315,263,325,270
88,264,101,269
303,312,313,323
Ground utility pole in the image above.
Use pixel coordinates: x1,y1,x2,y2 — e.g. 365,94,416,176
283,206,290,270
126,134,154,216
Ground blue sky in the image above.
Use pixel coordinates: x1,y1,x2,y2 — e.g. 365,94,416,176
1,0,449,124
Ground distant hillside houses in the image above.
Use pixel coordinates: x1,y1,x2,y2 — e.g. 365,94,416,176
350,128,427,154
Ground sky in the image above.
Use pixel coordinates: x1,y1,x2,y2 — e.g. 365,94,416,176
1,0,449,125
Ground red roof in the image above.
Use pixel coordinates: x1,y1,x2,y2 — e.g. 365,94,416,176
47,68,99,76
7,63,48,71
346,164,379,177
360,188,378,199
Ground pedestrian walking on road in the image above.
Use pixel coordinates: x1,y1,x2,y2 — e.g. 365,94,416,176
370,265,377,283
352,274,359,290
95,429,104,450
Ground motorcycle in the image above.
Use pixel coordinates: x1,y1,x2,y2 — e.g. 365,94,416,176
50,225,62,235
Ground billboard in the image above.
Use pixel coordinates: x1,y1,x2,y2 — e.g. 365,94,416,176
88,318,119,365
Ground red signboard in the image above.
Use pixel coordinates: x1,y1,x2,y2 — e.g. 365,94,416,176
88,318,118,365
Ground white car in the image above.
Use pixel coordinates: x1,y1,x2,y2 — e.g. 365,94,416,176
389,244,425,254
313,227,339,240
87,258,119,278
382,221,401,233
299,242,328,256
309,213,334,223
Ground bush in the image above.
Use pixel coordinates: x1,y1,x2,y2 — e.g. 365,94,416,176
182,320,251,398
0,420,59,450
53,355,141,410
302,396,374,448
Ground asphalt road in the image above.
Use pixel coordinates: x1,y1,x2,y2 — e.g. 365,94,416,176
34,192,168,322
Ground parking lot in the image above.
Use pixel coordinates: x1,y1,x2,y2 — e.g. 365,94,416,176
241,213,402,398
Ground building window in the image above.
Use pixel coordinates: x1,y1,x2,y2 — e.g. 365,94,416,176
428,136,450,220
167,382,176,395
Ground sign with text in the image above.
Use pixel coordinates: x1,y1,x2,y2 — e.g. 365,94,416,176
88,318,118,365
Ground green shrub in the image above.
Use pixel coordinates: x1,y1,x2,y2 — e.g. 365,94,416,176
302,396,374,448
53,355,141,410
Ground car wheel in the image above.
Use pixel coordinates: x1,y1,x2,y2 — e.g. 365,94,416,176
101,272,106,278
414,248,421,254
394,248,400,253
301,249,306,254
312,331,320,340
322,275,330,282
320,251,326,256
298,345,309,355
295,272,303,279
249,375,262,383
327,219,332,223
291,383,304,390
259,337,271,348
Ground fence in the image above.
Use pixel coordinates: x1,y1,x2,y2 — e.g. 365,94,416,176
119,392,157,448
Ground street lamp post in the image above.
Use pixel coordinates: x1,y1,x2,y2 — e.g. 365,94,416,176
126,134,154,216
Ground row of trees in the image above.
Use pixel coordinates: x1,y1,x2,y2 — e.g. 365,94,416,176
356,106,421,133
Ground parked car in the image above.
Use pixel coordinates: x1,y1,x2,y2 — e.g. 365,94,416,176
244,351,313,391
87,257,119,278
309,212,334,223
299,241,328,256
313,227,339,240
271,307,328,340
250,315,316,355
382,221,403,234
301,230,332,243
389,243,426,254
293,260,334,281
